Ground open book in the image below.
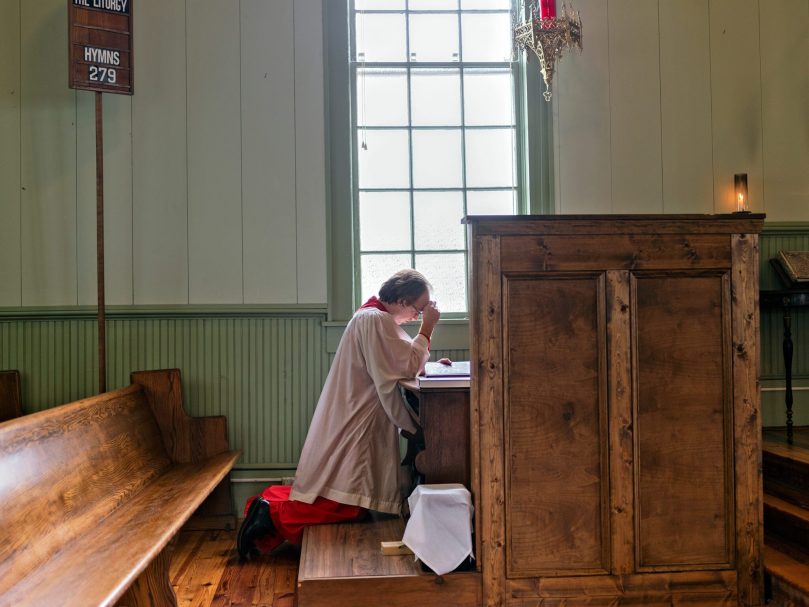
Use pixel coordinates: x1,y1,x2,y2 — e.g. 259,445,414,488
423,361,470,378
417,361,471,388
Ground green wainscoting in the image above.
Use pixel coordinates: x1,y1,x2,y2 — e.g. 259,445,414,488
0,306,329,470
0,306,471,472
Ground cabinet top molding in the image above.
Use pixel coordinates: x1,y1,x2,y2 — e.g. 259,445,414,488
463,214,765,236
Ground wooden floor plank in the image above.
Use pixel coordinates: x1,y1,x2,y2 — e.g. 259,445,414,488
175,530,235,607
172,530,212,586
212,554,264,607
172,528,299,607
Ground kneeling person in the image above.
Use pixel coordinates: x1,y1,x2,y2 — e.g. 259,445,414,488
237,269,440,558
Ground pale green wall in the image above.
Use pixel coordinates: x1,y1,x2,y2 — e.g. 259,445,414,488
0,0,327,308
551,0,809,219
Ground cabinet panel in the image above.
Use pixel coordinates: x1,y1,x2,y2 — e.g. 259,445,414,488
505,274,609,576
634,273,733,568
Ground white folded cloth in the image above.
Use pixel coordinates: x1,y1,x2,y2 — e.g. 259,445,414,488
402,483,474,576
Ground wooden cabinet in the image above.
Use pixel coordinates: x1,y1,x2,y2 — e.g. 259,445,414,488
467,215,764,606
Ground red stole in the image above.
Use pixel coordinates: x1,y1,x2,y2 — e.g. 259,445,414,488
359,296,387,312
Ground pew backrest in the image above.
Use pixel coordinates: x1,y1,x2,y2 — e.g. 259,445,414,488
0,385,173,593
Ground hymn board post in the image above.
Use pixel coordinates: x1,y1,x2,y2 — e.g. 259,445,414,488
68,0,133,393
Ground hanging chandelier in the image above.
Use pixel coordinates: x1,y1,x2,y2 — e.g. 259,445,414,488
514,0,583,101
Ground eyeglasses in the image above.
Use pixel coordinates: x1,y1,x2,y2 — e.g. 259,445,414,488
410,302,426,316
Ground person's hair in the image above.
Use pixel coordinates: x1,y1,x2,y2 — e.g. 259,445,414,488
378,269,432,305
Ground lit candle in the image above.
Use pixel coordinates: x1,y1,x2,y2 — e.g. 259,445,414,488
540,0,556,20
734,173,749,213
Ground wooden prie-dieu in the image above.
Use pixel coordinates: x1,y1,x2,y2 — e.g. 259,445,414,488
466,215,765,606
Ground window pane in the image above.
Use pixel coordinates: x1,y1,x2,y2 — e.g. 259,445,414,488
413,129,463,188
358,130,410,189
355,0,405,9
409,14,460,62
416,253,467,313
461,12,512,62
361,254,412,303
411,69,461,126
360,192,412,251
357,68,408,127
356,13,407,62
414,192,465,250
466,190,516,215
461,0,511,8
464,69,514,126
465,128,515,187
410,0,458,9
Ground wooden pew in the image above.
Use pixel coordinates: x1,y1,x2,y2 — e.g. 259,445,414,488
0,368,241,607
0,369,22,422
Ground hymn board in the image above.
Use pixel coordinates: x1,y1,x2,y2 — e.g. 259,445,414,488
68,0,133,392
69,0,132,94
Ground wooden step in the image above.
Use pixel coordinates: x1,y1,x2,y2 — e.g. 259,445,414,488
764,544,809,607
765,494,809,551
763,427,809,508
297,514,480,607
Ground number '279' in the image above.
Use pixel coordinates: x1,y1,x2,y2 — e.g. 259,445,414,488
89,66,117,84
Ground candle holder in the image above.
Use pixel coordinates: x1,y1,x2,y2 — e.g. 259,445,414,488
514,1,583,101
734,173,750,213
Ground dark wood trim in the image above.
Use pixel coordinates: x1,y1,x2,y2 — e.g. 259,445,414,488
0,370,22,422
463,215,765,236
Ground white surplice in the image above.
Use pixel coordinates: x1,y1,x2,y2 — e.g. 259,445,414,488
289,307,430,514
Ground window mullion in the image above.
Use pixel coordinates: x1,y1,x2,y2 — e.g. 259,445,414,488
457,7,471,313
405,1,416,271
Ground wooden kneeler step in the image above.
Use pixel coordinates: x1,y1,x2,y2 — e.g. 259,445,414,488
296,515,480,607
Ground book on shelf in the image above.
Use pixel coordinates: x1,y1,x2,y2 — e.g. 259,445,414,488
774,250,809,287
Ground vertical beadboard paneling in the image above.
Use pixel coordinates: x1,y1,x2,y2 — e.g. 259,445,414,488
241,0,298,304
607,0,662,214
0,322,22,376
555,0,611,213
0,0,21,307
20,0,77,306
709,0,763,213
294,0,328,304
0,313,330,466
132,0,188,304
659,0,714,214
759,0,809,222
187,1,243,304
0,313,328,465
